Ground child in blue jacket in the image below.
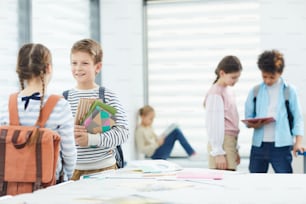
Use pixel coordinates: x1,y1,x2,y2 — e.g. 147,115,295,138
244,49,304,173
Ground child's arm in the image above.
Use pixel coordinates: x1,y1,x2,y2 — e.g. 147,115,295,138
88,89,129,148
74,125,88,146
135,127,159,157
288,86,304,156
244,88,267,129
205,94,226,156
244,88,256,120
289,86,304,137
293,135,304,157
56,99,77,180
205,94,228,170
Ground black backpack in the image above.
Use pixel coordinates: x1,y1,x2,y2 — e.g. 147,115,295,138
63,87,125,168
253,84,293,134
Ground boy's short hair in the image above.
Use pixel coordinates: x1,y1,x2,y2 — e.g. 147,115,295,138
71,39,103,64
257,49,284,74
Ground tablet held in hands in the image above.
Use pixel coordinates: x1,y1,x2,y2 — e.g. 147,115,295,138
241,117,275,125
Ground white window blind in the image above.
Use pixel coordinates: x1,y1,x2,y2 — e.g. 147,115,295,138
146,0,260,156
32,0,90,94
0,0,19,102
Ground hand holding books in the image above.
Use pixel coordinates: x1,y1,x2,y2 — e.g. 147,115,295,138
75,98,116,134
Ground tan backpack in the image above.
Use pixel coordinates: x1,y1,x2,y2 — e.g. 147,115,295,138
0,93,61,196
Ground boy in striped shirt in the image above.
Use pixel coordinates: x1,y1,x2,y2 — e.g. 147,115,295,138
64,39,129,180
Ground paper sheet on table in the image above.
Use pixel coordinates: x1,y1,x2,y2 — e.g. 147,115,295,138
176,170,223,180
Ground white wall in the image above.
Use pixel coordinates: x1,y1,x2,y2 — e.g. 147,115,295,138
100,0,144,161
259,0,306,107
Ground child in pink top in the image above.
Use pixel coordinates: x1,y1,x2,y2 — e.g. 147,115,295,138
204,55,242,171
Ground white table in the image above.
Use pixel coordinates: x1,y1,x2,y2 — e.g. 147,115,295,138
1,160,306,204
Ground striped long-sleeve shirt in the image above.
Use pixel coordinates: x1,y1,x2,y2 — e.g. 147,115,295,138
64,87,129,170
0,94,77,180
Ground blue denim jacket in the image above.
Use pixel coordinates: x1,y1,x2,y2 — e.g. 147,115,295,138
244,78,304,147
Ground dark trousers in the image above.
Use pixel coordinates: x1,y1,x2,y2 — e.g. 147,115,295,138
249,142,293,173
151,128,195,160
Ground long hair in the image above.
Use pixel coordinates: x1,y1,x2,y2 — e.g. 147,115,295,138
16,43,52,110
213,55,242,84
16,43,52,144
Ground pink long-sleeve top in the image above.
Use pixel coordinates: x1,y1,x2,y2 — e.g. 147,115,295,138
204,84,240,156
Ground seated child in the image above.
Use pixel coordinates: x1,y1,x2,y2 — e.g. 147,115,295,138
135,105,196,160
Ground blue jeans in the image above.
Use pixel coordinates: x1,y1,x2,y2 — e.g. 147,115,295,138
151,128,195,160
249,142,293,173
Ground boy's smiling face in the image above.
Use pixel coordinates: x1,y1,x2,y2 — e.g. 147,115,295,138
70,51,101,89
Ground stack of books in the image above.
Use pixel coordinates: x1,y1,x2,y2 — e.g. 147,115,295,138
75,98,117,134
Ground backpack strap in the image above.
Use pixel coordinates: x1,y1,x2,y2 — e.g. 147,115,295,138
99,86,106,103
284,85,290,100
253,84,293,133
98,86,124,168
0,130,8,195
9,93,61,127
252,84,290,113
284,85,293,133
253,84,290,103
252,84,260,116
253,84,260,97
9,93,20,126
36,95,61,127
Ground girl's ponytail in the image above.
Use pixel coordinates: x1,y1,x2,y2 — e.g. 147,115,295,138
213,55,242,84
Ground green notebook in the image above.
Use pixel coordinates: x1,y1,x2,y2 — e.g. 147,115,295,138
80,100,117,125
